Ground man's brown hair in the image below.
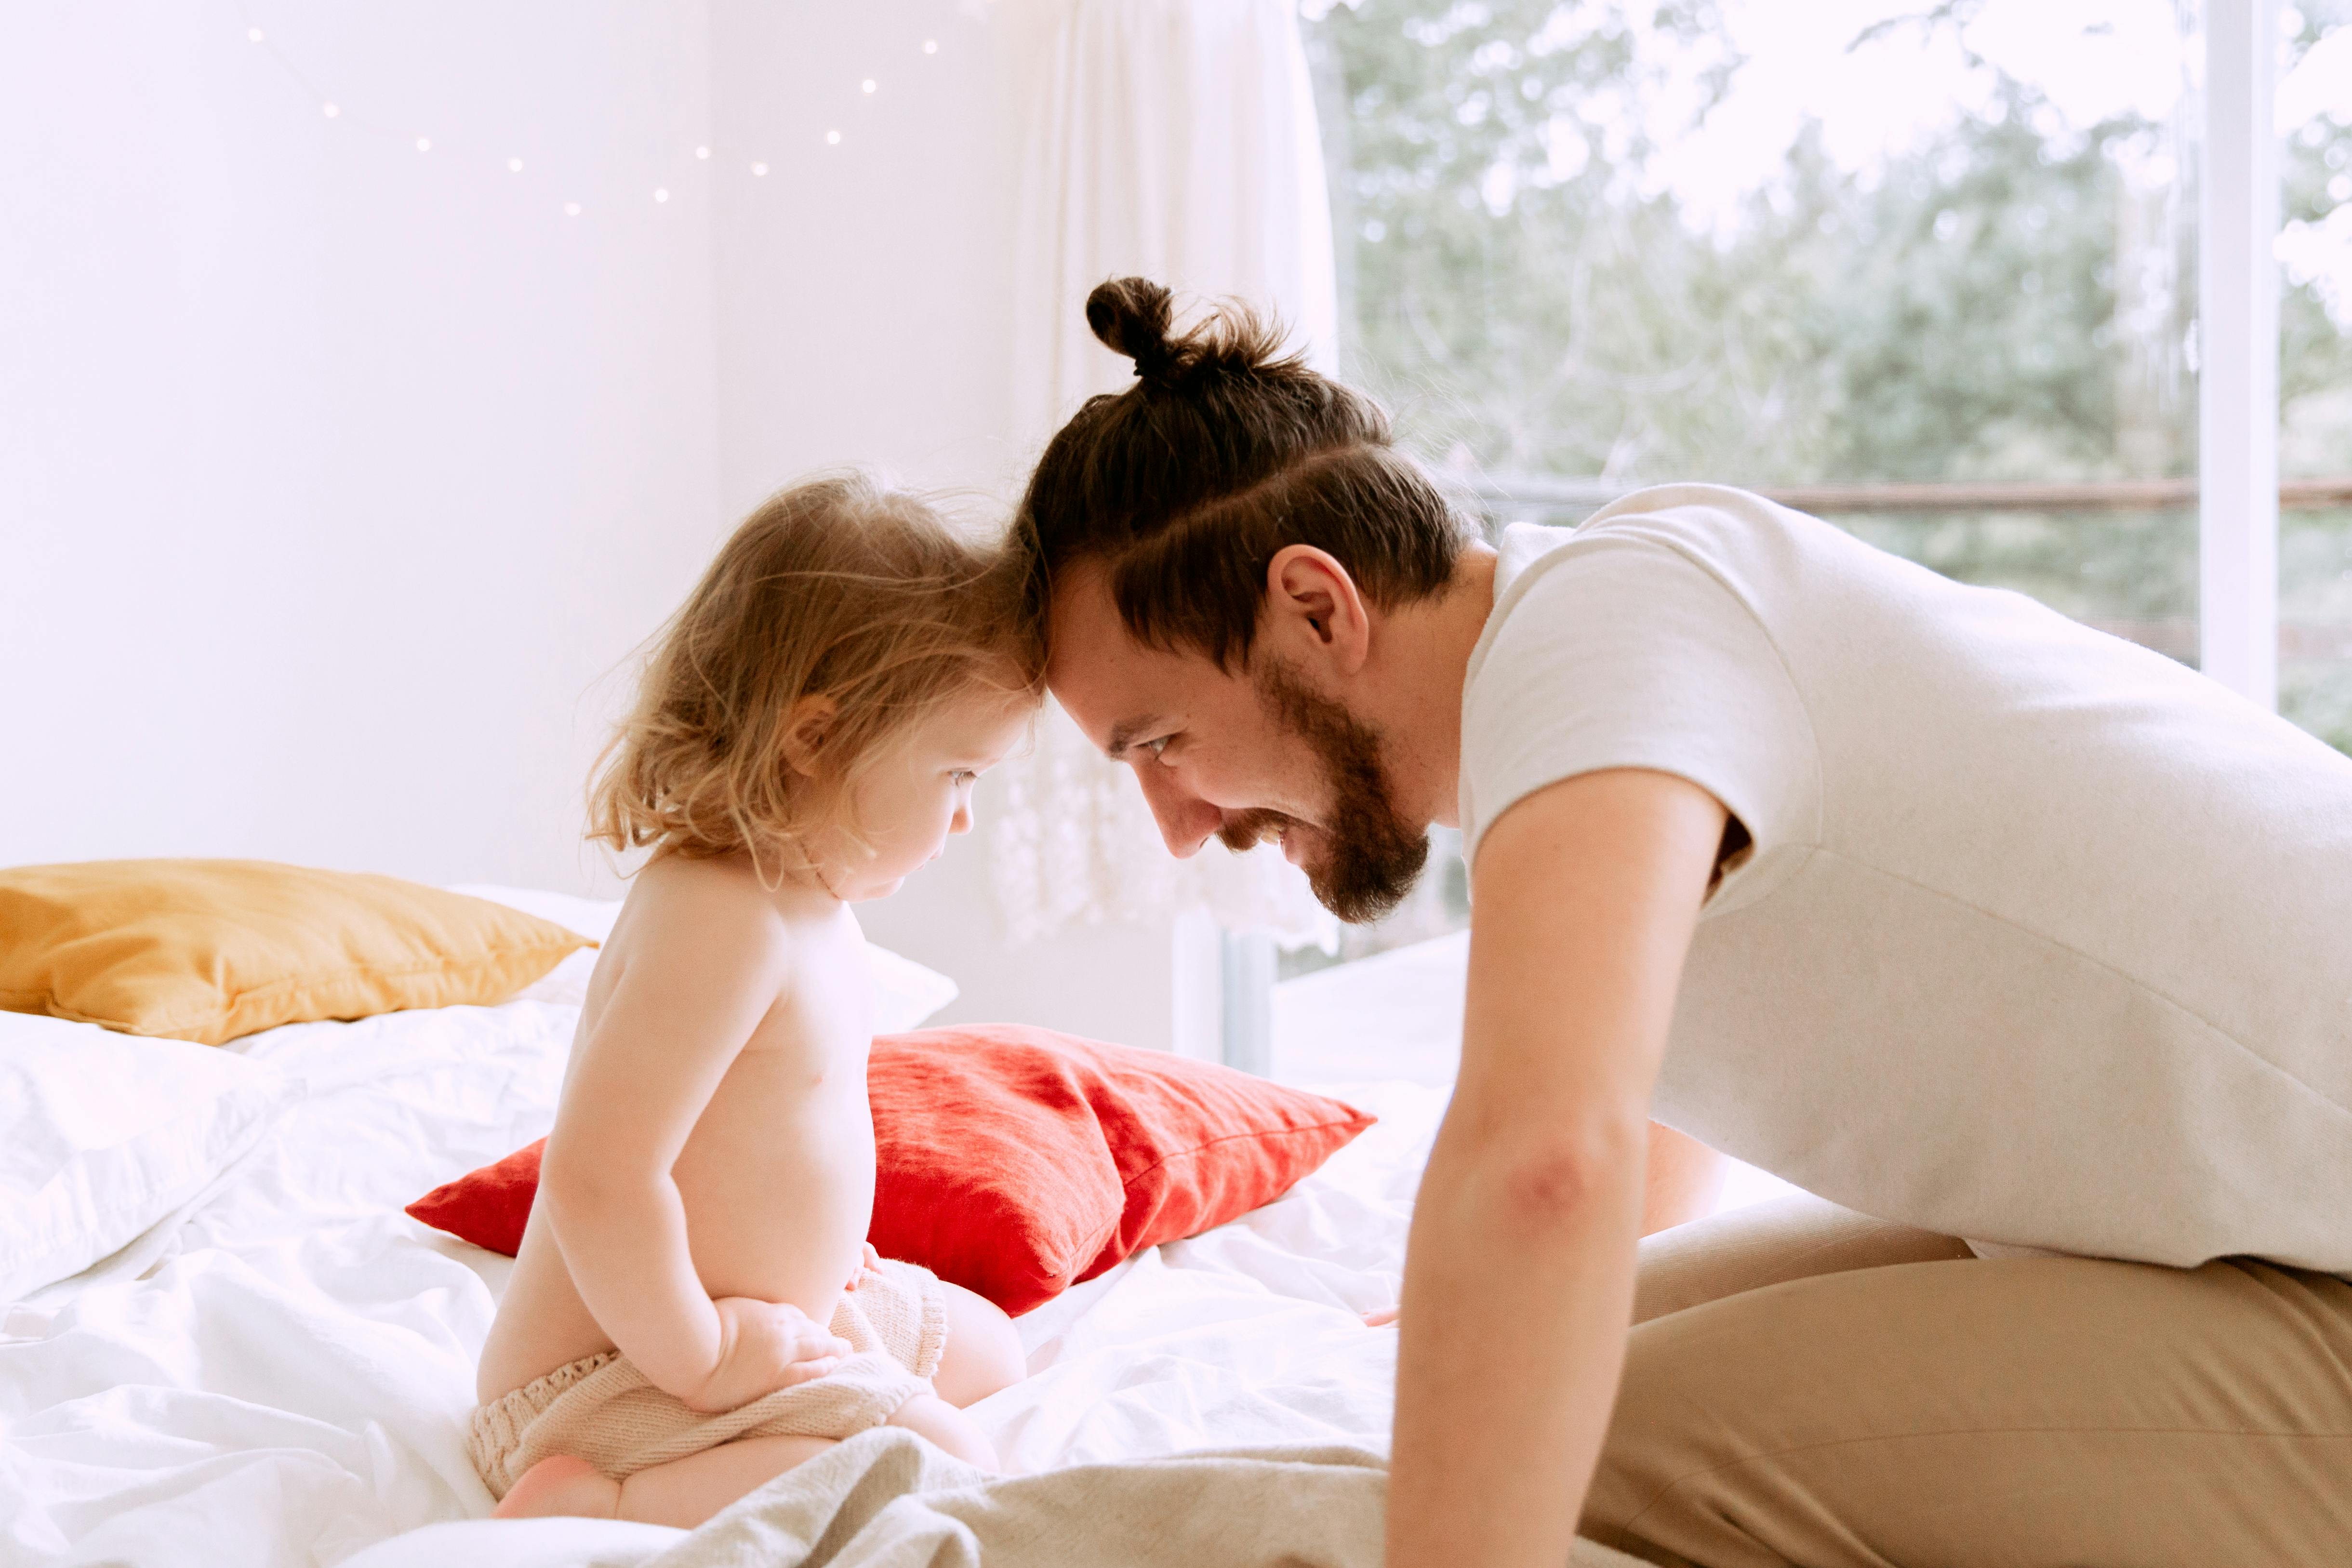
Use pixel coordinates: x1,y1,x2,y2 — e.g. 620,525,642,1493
1013,278,1475,669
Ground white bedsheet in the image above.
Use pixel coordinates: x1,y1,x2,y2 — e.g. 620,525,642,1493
0,966,1444,1568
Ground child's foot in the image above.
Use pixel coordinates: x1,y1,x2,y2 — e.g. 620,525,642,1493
493,1454,620,1519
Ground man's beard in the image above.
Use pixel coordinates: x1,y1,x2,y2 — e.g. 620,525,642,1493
1214,659,1429,925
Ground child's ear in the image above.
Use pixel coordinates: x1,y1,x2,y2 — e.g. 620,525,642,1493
780,696,839,779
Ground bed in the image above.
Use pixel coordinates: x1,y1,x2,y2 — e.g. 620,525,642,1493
0,887,1465,1568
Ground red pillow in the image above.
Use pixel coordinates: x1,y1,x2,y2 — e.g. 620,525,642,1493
405,1023,1373,1315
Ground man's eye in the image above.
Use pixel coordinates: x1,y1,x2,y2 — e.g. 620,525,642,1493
1143,736,1172,761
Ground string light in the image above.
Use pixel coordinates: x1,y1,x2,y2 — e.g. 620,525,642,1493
238,21,943,219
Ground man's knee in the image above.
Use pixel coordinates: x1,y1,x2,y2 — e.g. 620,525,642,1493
1579,1307,1764,1565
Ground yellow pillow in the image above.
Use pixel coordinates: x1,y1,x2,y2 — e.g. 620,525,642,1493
0,860,592,1046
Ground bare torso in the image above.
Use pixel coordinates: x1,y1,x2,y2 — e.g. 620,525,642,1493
476,858,875,1402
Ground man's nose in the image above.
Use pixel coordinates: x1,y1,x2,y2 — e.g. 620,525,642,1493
1132,761,1222,859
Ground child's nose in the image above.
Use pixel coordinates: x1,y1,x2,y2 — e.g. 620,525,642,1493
949,800,973,836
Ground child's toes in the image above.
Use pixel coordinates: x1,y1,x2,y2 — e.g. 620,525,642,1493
493,1454,620,1519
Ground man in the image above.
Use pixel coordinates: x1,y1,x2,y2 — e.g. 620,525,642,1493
1010,278,2352,1567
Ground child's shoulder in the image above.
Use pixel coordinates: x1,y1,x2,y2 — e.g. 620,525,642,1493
630,849,771,902
614,853,826,961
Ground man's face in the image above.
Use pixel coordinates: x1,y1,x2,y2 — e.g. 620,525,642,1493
1046,567,1428,923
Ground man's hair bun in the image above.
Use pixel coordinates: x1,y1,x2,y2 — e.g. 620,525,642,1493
1017,275,1473,682
1085,275,1300,389
1086,277,1178,382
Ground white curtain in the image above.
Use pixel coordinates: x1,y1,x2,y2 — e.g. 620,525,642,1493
1006,0,1340,422
989,0,1342,950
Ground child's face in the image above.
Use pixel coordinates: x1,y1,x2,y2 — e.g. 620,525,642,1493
821,688,1035,901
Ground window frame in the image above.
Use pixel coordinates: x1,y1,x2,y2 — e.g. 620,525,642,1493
2199,0,2285,706
1224,0,2291,1069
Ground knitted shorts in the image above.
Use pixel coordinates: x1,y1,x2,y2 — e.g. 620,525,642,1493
468,1257,949,1500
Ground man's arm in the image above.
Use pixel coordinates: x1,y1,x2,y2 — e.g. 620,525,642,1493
1386,768,1725,1568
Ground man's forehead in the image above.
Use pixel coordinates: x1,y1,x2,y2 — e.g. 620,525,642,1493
1043,560,1125,650
1045,567,1196,750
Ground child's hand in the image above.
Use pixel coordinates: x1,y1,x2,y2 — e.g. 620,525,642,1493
684,1297,854,1413
846,1242,883,1291
1363,1305,1400,1328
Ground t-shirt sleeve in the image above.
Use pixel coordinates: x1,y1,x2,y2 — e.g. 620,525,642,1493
1460,536,1820,874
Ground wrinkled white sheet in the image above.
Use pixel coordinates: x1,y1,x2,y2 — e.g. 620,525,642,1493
0,964,1446,1568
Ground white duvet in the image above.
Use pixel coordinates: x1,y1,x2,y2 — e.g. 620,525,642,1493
0,948,1443,1568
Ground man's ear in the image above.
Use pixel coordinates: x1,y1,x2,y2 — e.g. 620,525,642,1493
780,695,839,778
1262,545,1372,676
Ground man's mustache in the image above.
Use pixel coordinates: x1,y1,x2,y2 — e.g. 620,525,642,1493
1216,809,1297,855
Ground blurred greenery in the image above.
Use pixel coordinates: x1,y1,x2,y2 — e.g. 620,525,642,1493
1312,0,2351,484
1284,0,2352,969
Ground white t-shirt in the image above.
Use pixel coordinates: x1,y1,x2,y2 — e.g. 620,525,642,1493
1459,483,2352,1275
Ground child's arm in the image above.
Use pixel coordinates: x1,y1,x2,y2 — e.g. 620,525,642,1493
538,883,845,1409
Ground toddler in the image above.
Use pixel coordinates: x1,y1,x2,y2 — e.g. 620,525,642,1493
471,473,1036,1527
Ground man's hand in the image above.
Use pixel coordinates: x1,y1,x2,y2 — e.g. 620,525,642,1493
682,1297,854,1414
1385,769,1723,1568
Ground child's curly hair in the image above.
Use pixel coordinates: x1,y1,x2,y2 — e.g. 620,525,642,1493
588,472,1040,879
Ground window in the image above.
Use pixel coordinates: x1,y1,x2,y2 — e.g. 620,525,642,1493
2279,7,2352,744
1313,0,2210,618
1274,0,2350,1017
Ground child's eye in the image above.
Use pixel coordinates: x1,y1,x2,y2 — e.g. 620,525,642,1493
950,770,978,785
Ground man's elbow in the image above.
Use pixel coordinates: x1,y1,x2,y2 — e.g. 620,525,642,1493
1482,1118,1648,1229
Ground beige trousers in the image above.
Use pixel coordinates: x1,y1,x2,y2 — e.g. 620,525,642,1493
1581,1195,2352,1566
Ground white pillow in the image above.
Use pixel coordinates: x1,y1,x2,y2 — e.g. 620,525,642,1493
0,1013,299,1303
450,885,961,1031
452,884,623,946
863,943,962,1034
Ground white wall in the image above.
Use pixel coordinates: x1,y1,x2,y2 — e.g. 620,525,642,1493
707,0,1037,510
1,2,1186,1049
705,0,1185,1049
1,0,724,893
